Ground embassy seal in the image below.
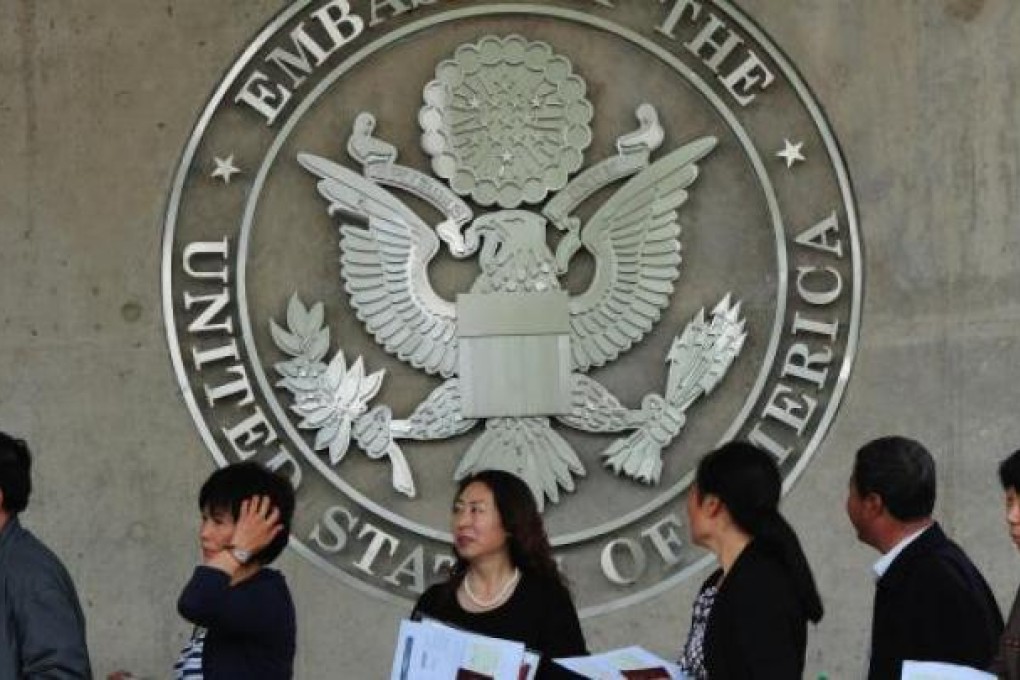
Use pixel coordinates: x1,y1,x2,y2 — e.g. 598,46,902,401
162,0,862,616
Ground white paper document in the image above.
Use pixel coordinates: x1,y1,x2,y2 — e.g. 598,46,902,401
390,618,537,680
555,646,686,679
900,661,996,680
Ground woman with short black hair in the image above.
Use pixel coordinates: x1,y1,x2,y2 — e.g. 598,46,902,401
175,462,296,679
678,441,823,679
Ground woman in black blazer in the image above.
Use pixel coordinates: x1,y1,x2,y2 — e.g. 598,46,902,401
677,442,823,679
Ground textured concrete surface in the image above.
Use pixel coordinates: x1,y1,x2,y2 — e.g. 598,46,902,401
1,0,1019,677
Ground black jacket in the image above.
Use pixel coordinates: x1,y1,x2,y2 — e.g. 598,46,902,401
700,539,811,679
869,522,1003,680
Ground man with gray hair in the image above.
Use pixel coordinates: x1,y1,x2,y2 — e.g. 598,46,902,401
0,431,92,679
846,435,1002,679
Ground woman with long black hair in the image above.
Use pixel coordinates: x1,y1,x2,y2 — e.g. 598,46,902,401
412,469,587,679
678,441,823,679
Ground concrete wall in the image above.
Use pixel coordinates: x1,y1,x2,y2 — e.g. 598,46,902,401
1,0,1018,677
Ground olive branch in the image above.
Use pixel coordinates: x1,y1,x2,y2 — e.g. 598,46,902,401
270,294,415,497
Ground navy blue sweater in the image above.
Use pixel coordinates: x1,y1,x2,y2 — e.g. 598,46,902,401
177,566,295,679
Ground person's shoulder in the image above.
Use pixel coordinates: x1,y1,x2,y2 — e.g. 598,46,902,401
419,581,446,600
255,569,298,624
513,573,583,627
522,572,572,598
254,566,288,584
414,581,449,614
890,526,985,589
255,567,293,592
903,525,970,563
731,543,792,585
244,568,295,604
1,523,73,583
723,545,798,604
516,573,581,615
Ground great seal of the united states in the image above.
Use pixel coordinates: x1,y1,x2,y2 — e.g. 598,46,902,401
162,0,861,616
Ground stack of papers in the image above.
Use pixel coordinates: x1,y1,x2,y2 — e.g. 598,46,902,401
555,647,686,679
900,661,995,680
390,618,540,680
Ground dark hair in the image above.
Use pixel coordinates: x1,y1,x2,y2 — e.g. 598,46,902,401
999,450,1020,491
198,462,295,565
0,432,32,514
696,441,823,623
448,470,564,589
852,436,935,521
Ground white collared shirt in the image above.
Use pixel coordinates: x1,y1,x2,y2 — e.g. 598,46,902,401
871,522,932,581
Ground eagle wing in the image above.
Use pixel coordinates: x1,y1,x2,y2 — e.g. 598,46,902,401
299,153,458,378
568,137,717,371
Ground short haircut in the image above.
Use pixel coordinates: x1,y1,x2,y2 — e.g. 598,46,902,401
999,450,1020,491
0,432,32,513
198,462,295,565
853,436,936,522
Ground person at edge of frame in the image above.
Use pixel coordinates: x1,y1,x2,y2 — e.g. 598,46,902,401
0,431,93,679
990,448,1020,679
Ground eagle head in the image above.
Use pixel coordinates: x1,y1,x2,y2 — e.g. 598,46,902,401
465,210,549,268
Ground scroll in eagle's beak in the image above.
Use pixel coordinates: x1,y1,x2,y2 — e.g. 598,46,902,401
438,219,477,258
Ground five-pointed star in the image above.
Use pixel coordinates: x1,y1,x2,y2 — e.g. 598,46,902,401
777,139,805,168
211,155,241,184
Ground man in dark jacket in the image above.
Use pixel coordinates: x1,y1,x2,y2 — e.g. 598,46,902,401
0,432,92,679
846,436,1003,680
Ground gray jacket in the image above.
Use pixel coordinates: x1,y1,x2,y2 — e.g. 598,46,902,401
0,516,92,679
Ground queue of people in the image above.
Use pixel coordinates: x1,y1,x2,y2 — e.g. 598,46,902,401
4,429,1020,679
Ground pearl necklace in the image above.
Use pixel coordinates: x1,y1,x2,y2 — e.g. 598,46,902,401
463,568,521,611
